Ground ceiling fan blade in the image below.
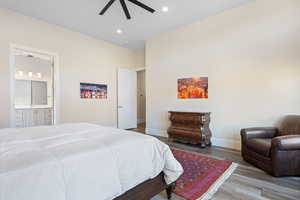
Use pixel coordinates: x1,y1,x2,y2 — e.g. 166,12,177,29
99,0,116,15
120,0,131,19
127,0,155,13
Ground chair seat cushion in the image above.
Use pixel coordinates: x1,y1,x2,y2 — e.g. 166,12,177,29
246,138,272,157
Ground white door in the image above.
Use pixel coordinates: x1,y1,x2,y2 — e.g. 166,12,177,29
118,68,137,129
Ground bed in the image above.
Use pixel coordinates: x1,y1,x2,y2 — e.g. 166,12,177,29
0,123,183,200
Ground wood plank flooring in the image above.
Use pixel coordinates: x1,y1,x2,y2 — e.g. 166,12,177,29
150,137,300,200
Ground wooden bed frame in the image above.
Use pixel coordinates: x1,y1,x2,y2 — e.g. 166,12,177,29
114,172,176,200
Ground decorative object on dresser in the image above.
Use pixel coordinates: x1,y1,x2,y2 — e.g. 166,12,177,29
167,111,212,148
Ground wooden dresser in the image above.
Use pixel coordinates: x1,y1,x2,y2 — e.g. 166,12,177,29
167,111,212,148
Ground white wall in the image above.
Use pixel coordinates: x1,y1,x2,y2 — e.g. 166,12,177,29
133,49,146,69
146,0,300,149
0,8,144,128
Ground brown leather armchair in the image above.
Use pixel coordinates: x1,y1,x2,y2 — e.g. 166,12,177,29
241,115,300,177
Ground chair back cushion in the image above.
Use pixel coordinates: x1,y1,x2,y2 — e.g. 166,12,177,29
278,115,300,136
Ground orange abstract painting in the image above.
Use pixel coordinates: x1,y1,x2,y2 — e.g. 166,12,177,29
178,77,208,99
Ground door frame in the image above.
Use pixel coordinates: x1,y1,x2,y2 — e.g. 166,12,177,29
136,67,145,72
9,44,60,127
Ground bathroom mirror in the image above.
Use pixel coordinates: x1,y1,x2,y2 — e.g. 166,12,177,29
14,80,48,107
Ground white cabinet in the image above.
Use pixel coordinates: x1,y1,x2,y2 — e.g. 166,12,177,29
15,80,52,128
15,108,53,128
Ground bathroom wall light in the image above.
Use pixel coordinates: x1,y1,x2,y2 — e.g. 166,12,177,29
18,71,24,76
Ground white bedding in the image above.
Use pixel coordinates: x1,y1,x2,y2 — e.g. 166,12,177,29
0,123,183,200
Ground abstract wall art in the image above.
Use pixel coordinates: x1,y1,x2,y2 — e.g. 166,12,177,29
80,82,107,99
178,77,208,99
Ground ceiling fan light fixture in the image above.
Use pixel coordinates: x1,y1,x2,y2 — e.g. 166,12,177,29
99,0,155,20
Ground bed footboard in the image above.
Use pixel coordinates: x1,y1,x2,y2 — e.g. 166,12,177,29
114,172,176,200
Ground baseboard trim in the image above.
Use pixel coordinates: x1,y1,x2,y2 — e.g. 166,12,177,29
211,137,241,150
145,128,168,137
145,128,241,150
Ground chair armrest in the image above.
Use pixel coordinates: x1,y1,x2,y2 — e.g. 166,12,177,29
241,127,278,142
272,135,300,150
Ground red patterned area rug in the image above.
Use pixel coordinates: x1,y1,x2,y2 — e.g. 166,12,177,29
171,148,238,200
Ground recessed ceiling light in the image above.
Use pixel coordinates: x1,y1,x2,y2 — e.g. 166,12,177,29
117,29,123,34
162,6,169,12
28,72,33,77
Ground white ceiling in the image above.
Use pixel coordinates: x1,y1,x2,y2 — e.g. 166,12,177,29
0,0,253,50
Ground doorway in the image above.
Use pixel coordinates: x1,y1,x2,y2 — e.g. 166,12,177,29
10,45,59,128
137,69,146,133
117,68,146,133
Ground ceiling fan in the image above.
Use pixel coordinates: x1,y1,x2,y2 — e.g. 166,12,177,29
99,0,155,20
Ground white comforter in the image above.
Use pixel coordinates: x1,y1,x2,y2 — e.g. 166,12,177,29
0,123,183,200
